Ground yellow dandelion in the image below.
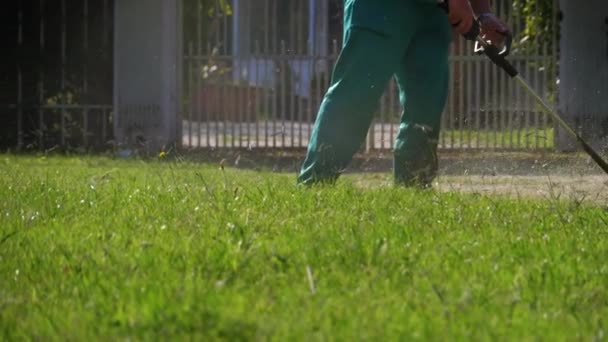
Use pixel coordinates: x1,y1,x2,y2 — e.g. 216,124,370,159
158,151,167,158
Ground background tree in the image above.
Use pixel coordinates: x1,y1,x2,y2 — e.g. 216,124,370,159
512,0,558,54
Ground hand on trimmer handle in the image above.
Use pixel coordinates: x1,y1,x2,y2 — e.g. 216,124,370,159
474,31,512,57
438,0,481,41
476,13,513,56
438,0,512,54
462,17,482,41
438,0,517,77
474,36,519,77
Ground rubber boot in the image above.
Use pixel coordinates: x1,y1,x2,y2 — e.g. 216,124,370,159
393,123,438,188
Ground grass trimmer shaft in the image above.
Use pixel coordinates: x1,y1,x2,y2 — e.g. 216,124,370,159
473,36,608,175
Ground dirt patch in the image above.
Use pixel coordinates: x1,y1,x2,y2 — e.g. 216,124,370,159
347,151,608,204
436,174,608,204
180,148,608,204
349,173,608,205
433,152,608,204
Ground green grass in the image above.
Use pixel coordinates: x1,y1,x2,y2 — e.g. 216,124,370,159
1,155,607,340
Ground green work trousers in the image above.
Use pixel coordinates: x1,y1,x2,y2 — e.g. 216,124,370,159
298,1,453,185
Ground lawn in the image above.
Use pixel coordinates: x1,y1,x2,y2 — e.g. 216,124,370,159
1,155,607,340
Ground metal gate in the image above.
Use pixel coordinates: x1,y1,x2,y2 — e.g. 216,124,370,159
1,0,114,151
182,0,559,151
2,0,558,152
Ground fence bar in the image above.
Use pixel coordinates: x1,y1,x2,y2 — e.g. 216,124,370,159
513,2,522,149
474,52,481,148
380,85,388,150
308,53,316,146
187,43,193,147
254,41,260,148
244,58,251,149
296,49,305,147
531,57,538,150
465,48,473,147
482,58,489,149
449,53,456,149
272,2,279,148
542,43,549,148
60,0,67,146
196,2,202,147
505,57,513,149
83,0,90,146
551,0,558,147
522,58,528,147
376,92,386,151
2,104,113,110
493,42,500,148
223,1,229,56
238,57,245,148
391,86,396,149
281,41,288,148
458,38,465,150
500,58,507,149
221,52,227,148
513,65,520,149
442,54,449,148
298,51,306,147
39,0,45,148
103,0,109,46
105,0,111,146
205,42,212,147
535,0,543,149
17,4,24,150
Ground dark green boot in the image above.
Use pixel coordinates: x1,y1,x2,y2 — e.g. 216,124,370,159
393,123,439,188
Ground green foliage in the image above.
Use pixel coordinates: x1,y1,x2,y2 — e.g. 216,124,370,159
512,0,557,53
2,155,607,340
510,0,559,102
183,0,234,85
182,0,233,50
208,0,232,17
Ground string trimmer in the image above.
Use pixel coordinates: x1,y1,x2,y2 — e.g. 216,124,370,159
440,1,608,174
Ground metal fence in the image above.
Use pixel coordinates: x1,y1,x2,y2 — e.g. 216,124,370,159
183,0,559,151
1,0,114,151
2,0,558,152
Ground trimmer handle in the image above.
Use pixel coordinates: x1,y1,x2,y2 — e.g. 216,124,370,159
474,30,513,57
464,19,482,41
438,0,481,41
474,36,519,77
438,0,517,77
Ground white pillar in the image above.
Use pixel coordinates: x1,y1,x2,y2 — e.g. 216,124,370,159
311,0,329,57
558,0,608,151
114,0,182,154
232,0,251,82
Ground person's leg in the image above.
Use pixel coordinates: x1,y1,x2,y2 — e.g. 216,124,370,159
297,27,406,185
393,10,452,187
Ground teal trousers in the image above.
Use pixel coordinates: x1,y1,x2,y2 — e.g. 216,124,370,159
298,1,453,185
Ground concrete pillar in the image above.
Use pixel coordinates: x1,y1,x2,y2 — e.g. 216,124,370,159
114,0,182,154
309,0,329,57
232,0,251,82
558,0,608,151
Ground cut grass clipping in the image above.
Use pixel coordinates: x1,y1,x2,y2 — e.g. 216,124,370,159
1,155,607,340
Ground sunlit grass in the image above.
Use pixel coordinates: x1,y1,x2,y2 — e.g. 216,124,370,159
1,154,606,340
